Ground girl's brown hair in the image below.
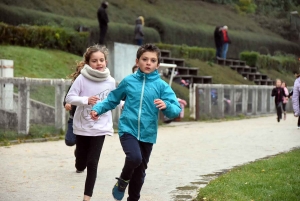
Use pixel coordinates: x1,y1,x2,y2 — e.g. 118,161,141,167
69,44,109,81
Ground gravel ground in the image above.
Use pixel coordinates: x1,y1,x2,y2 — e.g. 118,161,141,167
0,115,299,201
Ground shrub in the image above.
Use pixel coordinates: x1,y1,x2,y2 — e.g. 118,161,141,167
156,43,216,61
239,51,259,66
147,16,300,58
240,50,300,72
0,4,161,45
0,23,89,55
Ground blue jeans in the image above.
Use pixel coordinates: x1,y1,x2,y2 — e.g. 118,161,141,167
136,39,143,46
222,43,229,59
65,118,76,146
119,133,153,201
216,46,222,58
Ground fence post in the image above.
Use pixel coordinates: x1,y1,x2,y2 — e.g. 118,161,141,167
230,85,236,116
195,86,200,120
242,85,248,114
217,85,224,118
55,80,66,131
252,86,258,115
190,84,196,120
18,79,30,134
261,87,267,113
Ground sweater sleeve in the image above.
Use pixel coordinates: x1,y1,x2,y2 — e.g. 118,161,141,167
292,80,300,115
92,78,127,115
271,88,276,97
65,77,89,106
160,84,182,119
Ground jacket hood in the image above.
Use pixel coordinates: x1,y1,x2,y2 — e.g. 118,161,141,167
135,68,160,80
135,18,142,25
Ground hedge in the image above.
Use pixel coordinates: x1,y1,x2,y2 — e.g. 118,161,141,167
239,51,299,73
0,4,161,46
156,43,215,61
147,16,300,58
0,23,89,55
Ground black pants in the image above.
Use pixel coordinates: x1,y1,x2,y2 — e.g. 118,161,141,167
276,102,282,119
99,24,108,45
75,135,105,197
119,133,153,201
282,103,286,112
298,117,300,127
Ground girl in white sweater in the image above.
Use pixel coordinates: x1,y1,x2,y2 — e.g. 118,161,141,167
66,45,115,201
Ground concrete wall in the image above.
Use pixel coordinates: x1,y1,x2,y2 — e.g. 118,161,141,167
108,42,139,83
13,94,55,125
0,109,17,129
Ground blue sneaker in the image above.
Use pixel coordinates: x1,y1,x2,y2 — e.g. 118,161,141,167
112,177,129,201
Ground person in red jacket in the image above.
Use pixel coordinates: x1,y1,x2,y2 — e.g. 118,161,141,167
221,25,231,59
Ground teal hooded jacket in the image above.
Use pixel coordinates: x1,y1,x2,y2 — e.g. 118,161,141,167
92,69,181,143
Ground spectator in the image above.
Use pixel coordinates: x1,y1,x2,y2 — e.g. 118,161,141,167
97,1,109,45
214,26,223,58
134,16,144,46
221,25,231,59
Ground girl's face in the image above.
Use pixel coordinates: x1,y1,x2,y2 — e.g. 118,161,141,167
281,82,286,88
276,80,282,87
88,51,107,72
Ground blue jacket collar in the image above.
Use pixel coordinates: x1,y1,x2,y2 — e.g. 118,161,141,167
135,69,160,80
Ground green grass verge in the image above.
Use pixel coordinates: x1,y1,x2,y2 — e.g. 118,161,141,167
186,59,255,85
0,124,63,143
259,69,295,86
196,148,300,201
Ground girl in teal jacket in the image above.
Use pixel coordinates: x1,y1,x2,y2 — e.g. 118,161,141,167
91,44,181,201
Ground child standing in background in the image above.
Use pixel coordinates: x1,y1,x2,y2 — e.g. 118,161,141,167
271,79,287,123
281,82,289,120
66,45,116,201
90,44,181,201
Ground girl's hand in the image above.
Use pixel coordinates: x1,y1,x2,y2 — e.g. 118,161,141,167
90,111,99,120
154,99,166,110
88,96,100,105
64,103,72,111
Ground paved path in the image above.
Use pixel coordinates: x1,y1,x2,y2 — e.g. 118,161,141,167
1,116,299,201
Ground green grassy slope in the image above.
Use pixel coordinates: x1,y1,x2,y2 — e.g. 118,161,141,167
0,0,278,37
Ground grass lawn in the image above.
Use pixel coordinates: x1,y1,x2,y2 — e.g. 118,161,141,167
196,148,300,201
0,45,81,105
260,69,295,87
186,59,255,85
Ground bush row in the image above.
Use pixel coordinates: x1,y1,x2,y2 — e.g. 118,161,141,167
156,43,215,61
0,23,89,55
239,51,299,73
0,4,161,47
146,16,300,58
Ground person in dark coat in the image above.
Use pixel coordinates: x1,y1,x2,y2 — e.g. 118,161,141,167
214,26,223,58
97,1,109,45
134,16,144,46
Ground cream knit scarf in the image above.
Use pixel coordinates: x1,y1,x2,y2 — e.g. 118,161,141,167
81,64,110,82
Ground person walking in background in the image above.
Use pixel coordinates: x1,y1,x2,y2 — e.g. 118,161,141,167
90,44,181,201
281,81,289,120
221,25,231,59
66,45,116,201
214,26,223,58
292,72,300,129
134,16,145,46
97,1,109,45
271,79,287,123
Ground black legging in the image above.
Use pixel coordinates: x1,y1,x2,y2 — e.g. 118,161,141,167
298,116,300,127
282,103,286,112
75,135,105,197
